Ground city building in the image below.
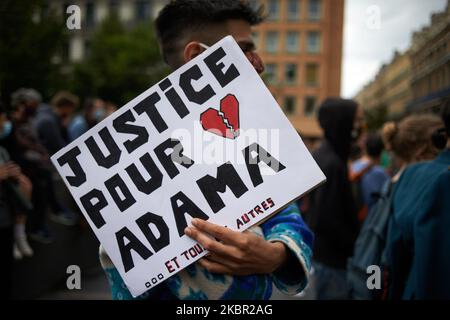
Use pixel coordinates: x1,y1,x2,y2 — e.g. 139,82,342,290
355,1,450,118
51,0,345,138
407,3,450,113
252,0,344,138
354,50,412,119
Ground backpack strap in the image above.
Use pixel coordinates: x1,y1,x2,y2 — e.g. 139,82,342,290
380,179,393,198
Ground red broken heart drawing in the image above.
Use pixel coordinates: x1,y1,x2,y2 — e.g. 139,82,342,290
200,94,240,139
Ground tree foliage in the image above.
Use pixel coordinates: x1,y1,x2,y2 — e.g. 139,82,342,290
0,0,67,106
71,15,169,106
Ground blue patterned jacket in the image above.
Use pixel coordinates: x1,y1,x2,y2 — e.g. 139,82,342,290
99,203,313,300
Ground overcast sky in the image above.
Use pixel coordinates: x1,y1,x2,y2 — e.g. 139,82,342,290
342,0,448,98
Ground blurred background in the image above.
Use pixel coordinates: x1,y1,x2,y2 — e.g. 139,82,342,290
0,0,449,299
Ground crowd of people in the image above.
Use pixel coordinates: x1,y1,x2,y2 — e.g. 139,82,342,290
0,88,117,299
302,98,450,300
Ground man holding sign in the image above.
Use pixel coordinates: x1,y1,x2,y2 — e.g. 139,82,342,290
52,0,325,300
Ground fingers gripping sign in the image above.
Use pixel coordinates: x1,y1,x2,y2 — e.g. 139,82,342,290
185,218,288,276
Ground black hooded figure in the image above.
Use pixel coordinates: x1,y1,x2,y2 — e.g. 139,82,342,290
305,98,360,300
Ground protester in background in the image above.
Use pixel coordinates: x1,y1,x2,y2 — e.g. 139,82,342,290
10,88,40,120
100,0,314,300
384,107,450,299
0,100,33,298
383,115,443,176
348,144,366,223
104,101,118,118
347,114,443,300
305,98,364,300
380,149,392,173
0,156,33,261
34,91,78,156
3,91,49,242
68,97,106,142
351,133,390,219
5,90,52,242
4,89,75,243
0,149,14,299
34,91,78,226
0,105,35,260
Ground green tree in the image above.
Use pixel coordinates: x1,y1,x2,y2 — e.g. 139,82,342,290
0,0,67,106
71,15,169,106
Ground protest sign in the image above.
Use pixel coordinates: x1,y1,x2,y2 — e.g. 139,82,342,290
51,36,326,297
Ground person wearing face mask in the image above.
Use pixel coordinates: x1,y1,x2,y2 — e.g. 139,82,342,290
383,104,450,299
303,98,364,300
0,120,12,141
350,133,390,222
68,98,106,142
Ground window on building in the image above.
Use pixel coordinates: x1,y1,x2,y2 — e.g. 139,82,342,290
135,0,151,21
267,0,279,21
304,96,317,117
284,96,297,115
287,0,300,21
307,31,321,54
265,64,278,84
286,32,300,53
308,0,322,21
305,63,319,86
85,1,96,28
266,32,279,53
109,0,120,16
285,64,297,84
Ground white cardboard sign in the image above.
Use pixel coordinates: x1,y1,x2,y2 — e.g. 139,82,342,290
51,36,326,297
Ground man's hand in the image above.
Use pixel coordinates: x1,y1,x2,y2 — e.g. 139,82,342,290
184,218,288,276
0,162,21,181
5,162,21,179
0,165,9,181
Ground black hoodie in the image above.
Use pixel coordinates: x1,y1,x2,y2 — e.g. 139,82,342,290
305,98,359,269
